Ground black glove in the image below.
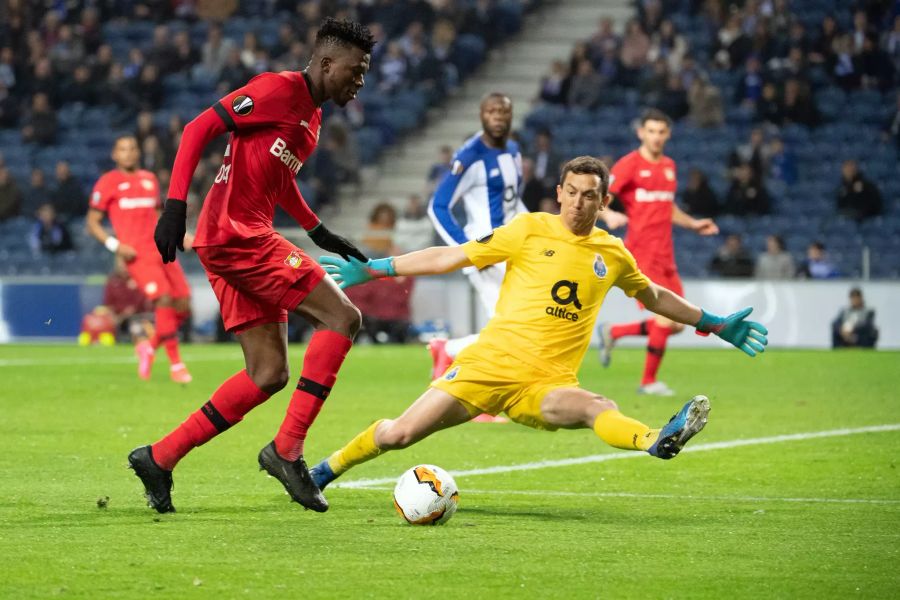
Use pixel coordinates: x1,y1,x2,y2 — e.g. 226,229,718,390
308,223,368,262
155,199,187,263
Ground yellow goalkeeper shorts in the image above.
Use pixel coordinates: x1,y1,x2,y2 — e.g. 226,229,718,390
430,347,579,432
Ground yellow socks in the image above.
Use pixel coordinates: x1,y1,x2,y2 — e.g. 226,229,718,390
593,410,659,451
326,419,385,475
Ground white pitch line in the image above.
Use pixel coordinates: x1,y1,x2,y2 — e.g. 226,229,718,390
0,353,244,367
334,423,900,489
345,486,900,505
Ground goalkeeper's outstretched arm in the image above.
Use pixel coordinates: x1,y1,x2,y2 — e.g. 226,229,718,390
635,283,769,357
318,245,475,289
635,283,702,325
392,245,473,276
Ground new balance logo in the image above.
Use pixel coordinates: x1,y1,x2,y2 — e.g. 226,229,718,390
539,248,556,257
270,137,303,175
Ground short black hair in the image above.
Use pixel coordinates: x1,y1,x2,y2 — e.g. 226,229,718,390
849,287,863,298
112,134,137,147
558,156,610,195
480,91,511,106
640,108,672,126
315,18,375,54
769,234,785,250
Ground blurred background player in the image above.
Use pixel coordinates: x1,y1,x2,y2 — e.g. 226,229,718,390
104,256,156,344
426,93,525,422
128,18,374,515
597,109,719,396
86,135,193,383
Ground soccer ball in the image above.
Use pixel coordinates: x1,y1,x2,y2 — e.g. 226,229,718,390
393,464,459,525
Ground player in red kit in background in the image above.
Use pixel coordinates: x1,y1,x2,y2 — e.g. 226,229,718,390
127,18,374,514
598,109,719,396
86,135,193,383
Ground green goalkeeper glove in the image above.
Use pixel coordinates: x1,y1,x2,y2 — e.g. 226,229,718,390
319,256,396,289
695,307,768,357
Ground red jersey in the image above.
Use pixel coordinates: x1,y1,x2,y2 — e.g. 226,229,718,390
188,71,322,247
609,150,678,268
90,169,162,251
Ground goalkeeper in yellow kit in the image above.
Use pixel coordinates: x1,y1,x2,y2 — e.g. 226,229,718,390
309,156,768,494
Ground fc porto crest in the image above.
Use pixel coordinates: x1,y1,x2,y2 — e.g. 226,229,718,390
593,253,608,279
284,250,303,269
232,95,254,116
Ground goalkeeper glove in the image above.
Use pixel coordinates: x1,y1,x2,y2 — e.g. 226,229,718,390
154,199,187,263
695,307,768,357
308,223,368,262
319,256,396,289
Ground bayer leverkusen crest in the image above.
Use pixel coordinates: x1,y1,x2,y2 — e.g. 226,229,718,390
284,250,303,269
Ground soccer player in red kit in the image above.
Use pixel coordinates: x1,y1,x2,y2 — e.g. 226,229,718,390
127,18,375,514
598,109,719,396
86,135,193,383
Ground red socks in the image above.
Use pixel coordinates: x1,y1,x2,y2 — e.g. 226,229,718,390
641,321,672,385
151,370,269,470
149,329,353,469
151,306,182,365
610,319,651,340
274,330,353,461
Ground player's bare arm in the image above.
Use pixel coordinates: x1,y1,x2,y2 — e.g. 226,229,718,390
634,283,703,326
86,207,138,261
319,245,473,288
598,207,628,229
672,203,718,235
636,283,768,357
393,245,473,276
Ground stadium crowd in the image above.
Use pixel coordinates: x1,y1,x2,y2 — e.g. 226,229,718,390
524,0,899,278
0,0,537,275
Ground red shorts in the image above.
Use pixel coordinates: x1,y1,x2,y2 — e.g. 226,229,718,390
195,233,325,333
126,251,191,301
636,264,683,310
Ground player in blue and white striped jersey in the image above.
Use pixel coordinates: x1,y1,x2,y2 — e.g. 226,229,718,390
426,93,527,411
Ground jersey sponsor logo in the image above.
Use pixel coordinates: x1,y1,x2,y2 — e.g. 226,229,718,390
593,253,608,278
450,160,464,175
546,280,582,321
270,137,303,175
635,188,675,203
232,95,254,116
476,232,493,244
664,167,675,181
539,248,555,257
444,366,460,381
284,250,303,269
118,197,157,209
489,167,500,178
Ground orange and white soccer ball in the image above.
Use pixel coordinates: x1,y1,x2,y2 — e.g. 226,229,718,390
393,464,459,525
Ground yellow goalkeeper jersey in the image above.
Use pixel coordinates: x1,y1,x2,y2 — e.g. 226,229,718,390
460,212,650,376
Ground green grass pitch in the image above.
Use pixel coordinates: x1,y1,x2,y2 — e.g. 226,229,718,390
1,344,898,598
